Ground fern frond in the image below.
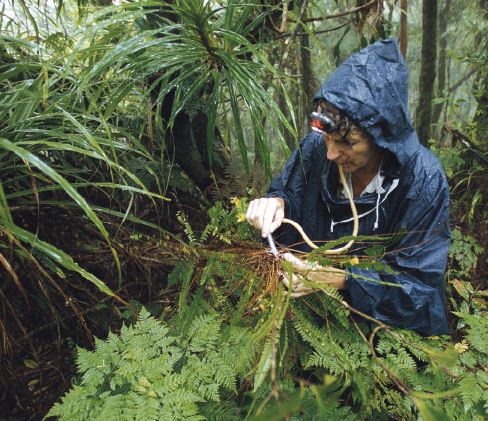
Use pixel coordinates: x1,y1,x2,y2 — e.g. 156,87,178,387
200,401,241,421
177,211,197,245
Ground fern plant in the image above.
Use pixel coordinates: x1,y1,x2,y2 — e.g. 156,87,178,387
178,200,255,246
47,307,256,421
449,229,484,278
48,225,488,421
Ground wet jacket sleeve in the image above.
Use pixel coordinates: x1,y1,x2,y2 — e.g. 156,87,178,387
345,166,450,336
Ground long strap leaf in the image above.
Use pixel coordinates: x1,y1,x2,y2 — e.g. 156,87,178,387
3,220,117,299
0,138,122,279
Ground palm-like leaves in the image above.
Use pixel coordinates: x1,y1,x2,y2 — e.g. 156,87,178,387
74,0,297,173
1,18,163,351
0,36,166,287
0,0,298,355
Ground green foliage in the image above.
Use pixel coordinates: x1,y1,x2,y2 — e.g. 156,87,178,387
2,1,488,420
0,19,174,355
178,200,255,246
435,146,466,179
67,0,297,174
0,0,291,361
439,310,488,420
449,229,484,278
48,308,256,421
49,248,488,421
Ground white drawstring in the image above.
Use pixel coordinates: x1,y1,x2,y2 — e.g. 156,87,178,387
329,178,399,232
373,191,381,230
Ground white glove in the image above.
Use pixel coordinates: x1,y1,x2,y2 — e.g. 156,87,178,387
281,271,316,298
280,252,346,296
281,252,319,271
280,252,317,297
246,197,285,238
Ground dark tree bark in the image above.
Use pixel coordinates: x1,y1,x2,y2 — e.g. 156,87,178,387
300,27,315,116
473,72,488,143
157,89,225,189
415,0,438,146
433,0,451,141
299,11,317,139
472,0,488,142
399,0,408,58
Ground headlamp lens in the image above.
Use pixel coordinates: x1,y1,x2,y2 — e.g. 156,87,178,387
310,100,354,136
310,111,337,133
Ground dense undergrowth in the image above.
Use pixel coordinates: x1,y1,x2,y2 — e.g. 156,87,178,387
1,0,487,420
45,203,488,421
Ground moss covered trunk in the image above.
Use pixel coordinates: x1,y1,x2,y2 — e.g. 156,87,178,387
415,0,438,146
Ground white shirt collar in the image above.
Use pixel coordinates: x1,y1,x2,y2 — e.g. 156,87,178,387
341,170,386,198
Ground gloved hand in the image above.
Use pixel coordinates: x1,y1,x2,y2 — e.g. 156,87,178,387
280,252,317,297
246,197,285,238
280,252,346,297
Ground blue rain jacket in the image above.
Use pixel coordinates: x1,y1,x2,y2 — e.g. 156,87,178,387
268,39,450,336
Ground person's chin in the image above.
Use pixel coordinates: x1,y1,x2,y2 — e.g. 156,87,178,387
341,164,355,173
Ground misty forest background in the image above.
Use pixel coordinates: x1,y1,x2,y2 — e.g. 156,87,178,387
0,0,487,420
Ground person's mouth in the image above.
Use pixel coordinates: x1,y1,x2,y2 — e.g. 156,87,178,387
338,161,355,172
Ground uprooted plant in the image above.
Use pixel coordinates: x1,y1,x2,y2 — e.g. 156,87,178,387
48,201,488,421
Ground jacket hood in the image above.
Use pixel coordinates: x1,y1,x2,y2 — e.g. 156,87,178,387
314,38,419,167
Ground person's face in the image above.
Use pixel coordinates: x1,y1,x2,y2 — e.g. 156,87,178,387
324,127,380,174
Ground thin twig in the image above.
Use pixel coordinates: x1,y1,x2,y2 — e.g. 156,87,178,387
368,325,384,355
351,313,412,396
279,2,289,33
291,0,377,23
275,22,350,39
449,68,478,93
368,327,412,395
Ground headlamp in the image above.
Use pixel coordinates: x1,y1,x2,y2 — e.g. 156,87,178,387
309,111,338,134
310,101,354,137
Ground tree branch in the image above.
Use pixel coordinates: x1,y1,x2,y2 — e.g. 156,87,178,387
275,22,349,40
443,124,488,166
449,68,478,93
290,0,377,23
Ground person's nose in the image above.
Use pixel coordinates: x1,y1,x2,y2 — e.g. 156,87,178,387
326,140,341,161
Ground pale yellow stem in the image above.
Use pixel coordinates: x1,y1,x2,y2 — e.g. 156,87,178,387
282,164,358,254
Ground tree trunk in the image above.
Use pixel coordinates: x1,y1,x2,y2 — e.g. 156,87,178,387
472,0,488,142
160,92,211,188
299,12,317,140
433,0,451,142
399,0,408,58
473,74,488,143
300,27,315,118
415,0,438,146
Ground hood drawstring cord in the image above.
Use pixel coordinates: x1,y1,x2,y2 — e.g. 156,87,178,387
273,164,359,254
330,219,337,233
329,178,399,233
374,191,381,230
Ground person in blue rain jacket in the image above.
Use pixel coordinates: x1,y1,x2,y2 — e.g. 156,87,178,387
246,39,450,336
